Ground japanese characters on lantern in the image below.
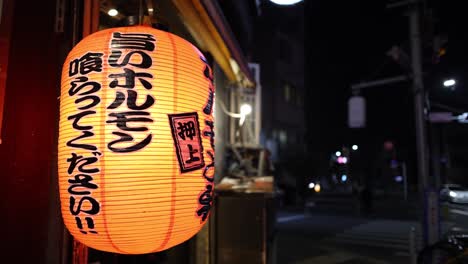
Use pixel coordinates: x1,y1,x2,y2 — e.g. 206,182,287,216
66,52,104,235
59,26,215,254
197,56,215,222
107,32,156,153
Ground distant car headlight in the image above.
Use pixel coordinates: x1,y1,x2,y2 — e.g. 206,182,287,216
449,191,458,198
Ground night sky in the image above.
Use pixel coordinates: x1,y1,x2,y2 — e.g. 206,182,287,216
305,0,468,178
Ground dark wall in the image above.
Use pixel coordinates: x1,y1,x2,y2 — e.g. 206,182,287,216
218,0,257,59
254,1,305,156
0,0,70,262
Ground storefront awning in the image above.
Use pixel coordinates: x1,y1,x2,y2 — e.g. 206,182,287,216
172,0,255,88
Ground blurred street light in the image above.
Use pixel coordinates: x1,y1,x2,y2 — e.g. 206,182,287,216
314,184,321,193
108,9,118,17
341,175,347,182
269,0,303,5
239,103,252,125
335,151,342,157
218,99,252,125
457,113,468,123
384,140,394,151
308,182,315,189
352,144,358,151
240,103,252,116
443,79,456,88
337,157,348,164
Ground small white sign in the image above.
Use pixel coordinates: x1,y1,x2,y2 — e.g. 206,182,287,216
348,96,366,128
428,112,453,123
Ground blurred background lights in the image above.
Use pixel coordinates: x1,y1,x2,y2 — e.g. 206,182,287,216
269,0,303,5
335,151,341,157
443,79,456,87
239,103,252,125
352,144,358,150
341,175,347,182
308,182,315,189
314,183,321,193
457,113,468,123
337,157,348,164
395,175,403,182
108,9,118,17
240,103,252,116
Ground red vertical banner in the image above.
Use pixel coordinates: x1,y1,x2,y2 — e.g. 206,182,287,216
0,0,14,144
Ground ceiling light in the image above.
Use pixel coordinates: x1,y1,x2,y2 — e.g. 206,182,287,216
269,0,303,5
108,9,118,17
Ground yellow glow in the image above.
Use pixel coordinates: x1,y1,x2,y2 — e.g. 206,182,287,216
108,9,118,17
59,26,215,254
314,184,321,193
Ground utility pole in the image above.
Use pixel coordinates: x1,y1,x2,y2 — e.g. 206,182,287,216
377,0,439,248
409,0,429,194
408,0,440,247
350,0,440,247
351,0,430,196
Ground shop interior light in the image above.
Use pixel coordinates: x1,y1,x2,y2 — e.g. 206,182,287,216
108,9,118,17
314,184,321,193
240,104,252,116
239,103,252,125
218,100,251,126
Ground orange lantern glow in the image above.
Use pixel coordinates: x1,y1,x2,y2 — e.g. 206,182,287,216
58,26,215,254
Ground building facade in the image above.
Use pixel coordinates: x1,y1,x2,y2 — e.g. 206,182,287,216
253,0,306,204
0,0,256,263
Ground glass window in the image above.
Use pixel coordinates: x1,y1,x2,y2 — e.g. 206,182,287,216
282,80,297,104
279,130,287,145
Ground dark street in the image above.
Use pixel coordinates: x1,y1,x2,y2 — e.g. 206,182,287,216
275,192,468,263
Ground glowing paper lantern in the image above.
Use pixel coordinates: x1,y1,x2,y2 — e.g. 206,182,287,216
58,26,215,254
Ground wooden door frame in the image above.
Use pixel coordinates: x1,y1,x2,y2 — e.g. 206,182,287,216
0,0,14,144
